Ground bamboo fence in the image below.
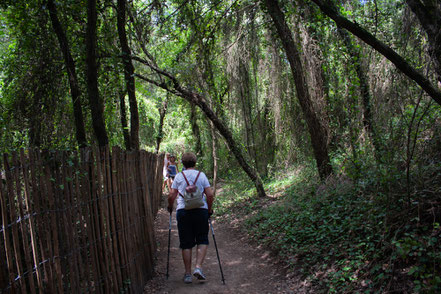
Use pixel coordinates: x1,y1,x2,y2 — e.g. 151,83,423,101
0,146,164,293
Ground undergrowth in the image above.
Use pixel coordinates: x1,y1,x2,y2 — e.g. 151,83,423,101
215,164,441,293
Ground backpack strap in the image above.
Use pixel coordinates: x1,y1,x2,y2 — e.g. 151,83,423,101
182,171,201,185
182,171,190,185
193,171,201,185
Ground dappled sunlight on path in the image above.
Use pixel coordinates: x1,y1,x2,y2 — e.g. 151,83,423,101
144,199,309,294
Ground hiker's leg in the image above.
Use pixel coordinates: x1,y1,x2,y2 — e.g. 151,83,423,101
166,177,172,191
195,244,208,268
182,249,192,274
177,209,195,274
194,209,209,269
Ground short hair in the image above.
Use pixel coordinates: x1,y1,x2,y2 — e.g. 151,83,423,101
181,152,197,168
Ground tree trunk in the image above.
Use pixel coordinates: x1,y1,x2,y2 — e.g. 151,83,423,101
119,90,131,150
190,104,203,157
155,94,168,153
266,31,283,142
337,28,383,159
310,0,441,107
117,0,139,150
406,0,441,83
209,120,218,197
264,0,333,179
238,61,258,171
47,0,87,148
182,89,266,198
86,0,108,147
406,0,441,82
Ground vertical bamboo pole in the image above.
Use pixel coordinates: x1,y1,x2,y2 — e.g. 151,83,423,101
53,150,70,293
70,150,85,292
0,155,17,293
105,146,122,291
80,148,100,293
42,157,63,293
60,151,80,293
3,153,27,293
11,151,36,293
0,180,8,291
95,147,113,293
20,149,42,290
35,150,56,293
139,151,154,282
91,149,108,293
30,149,52,292
130,151,141,292
72,151,89,292
121,151,134,292
112,147,129,292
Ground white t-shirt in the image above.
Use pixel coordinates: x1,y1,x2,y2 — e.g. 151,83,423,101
163,157,170,178
171,169,210,210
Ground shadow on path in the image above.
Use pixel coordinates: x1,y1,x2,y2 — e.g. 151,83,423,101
144,199,308,294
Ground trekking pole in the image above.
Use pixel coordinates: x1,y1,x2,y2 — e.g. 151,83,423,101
209,218,225,284
166,212,172,280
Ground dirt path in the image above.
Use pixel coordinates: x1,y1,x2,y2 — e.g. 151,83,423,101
144,201,310,294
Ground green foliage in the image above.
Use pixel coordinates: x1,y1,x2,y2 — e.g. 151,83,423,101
0,0,440,292
216,158,441,293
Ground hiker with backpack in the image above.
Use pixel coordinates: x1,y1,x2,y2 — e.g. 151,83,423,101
167,152,214,284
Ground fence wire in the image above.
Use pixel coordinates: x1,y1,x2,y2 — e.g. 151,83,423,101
0,147,164,294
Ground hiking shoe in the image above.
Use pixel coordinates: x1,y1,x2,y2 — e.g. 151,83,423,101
183,274,192,284
193,267,206,280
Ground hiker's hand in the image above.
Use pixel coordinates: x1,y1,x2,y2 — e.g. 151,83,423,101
208,210,213,218
167,206,173,214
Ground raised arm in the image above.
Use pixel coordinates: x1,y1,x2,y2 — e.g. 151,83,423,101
204,186,214,214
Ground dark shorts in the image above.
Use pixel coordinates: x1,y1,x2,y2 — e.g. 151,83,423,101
176,208,209,249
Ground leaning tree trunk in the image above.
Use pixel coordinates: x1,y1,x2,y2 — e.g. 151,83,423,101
180,88,266,197
117,0,139,150
310,0,441,107
134,64,267,197
86,0,108,147
264,0,333,179
47,0,87,148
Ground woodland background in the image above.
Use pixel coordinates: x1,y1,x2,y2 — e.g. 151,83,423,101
1,0,440,292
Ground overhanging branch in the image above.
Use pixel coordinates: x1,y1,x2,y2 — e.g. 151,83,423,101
310,0,441,107
132,55,267,197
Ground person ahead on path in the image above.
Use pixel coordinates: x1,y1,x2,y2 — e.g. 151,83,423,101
162,153,171,193
166,155,179,188
167,152,214,284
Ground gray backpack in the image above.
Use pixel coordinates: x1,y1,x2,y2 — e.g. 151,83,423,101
179,171,204,210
